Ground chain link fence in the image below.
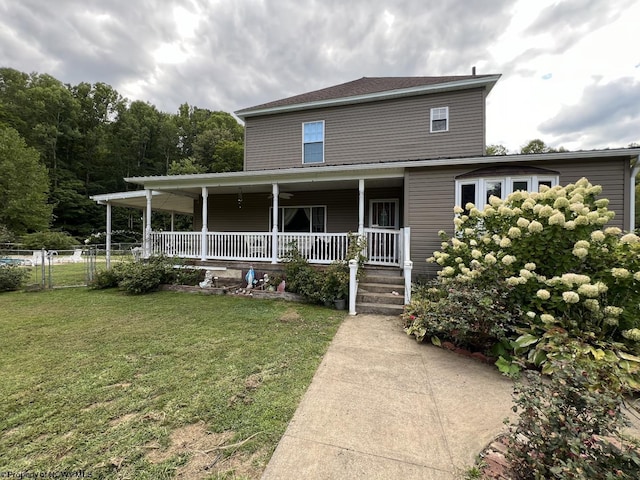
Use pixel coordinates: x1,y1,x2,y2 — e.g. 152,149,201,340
0,246,137,289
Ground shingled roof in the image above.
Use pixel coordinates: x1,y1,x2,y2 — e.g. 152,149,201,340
236,75,499,117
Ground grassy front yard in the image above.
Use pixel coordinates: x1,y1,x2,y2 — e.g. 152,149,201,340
0,289,344,479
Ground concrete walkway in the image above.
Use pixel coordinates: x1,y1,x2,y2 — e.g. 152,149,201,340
261,314,515,479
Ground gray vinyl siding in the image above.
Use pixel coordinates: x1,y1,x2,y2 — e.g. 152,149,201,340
193,187,403,233
244,88,486,171
406,157,629,279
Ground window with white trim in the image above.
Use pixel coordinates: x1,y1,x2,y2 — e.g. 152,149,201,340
455,175,559,211
430,107,449,133
270,206,326,232
302,121,324,164
369,199,399,229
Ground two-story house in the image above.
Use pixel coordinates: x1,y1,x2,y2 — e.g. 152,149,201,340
91,74,640,312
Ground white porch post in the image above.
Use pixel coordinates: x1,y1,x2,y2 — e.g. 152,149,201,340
201,187,209,261
348,259,358,316
403,227,412,304
145,190,152,258
358,179,365,235
271,183,279,263
106,201,112,269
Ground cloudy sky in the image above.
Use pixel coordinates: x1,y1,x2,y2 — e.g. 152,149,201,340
0,0,638,153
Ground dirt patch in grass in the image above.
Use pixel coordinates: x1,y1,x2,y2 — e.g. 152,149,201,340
244,373,263,390
109,413,138,427
279,309,302,323
145,423,268,479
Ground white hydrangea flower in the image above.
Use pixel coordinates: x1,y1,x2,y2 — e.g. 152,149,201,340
483,237,492,245
508,227,522,239
519,269,533,280
561,273,591,285
577,284,600,298
453,217,463,228
469,207,482,218
484,206,496,217
524,263,536,271
540,314,555,323
489,196,502,207
484,253,497,264
522,200,535,210
548,212,565,226
536,289,551,300
464,228,475,236
574,216,589,226
502,255,516,266
506,276,522,286
455,257,464,263
595,198,609,208
500,237,512,248
611,268,630,279
562,291,580,304
538,205,554,217
584,299,600,312
622,329,640,341
588,185,603,195
439,266,456,277
564,220,576,230
572,247,589,259
471,249,482,259
595,281,608,294
634,271,640,282
526,311,536,319
603,306,624,317
605,227,622,236
528,221,543,233
470,239,478,246
621,233,640,244
516,217,530,228
438,230,447,236
569,202,585,213
465,202,475,211
604,317,619,326
591,230,605,242
454,205,464,214
553,197,570,209
574,240,590,249
441,241,449,249
470,259,482,269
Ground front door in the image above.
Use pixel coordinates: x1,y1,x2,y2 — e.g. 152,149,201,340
368,199,399,263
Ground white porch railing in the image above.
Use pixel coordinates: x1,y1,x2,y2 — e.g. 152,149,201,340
364,228,401,266
207,232,273,261
150,231,353,264
150,232,201,258
277,232,349,264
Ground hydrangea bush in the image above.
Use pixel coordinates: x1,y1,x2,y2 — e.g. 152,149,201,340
406,178,640,390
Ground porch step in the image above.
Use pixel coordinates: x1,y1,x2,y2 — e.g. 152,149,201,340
357,302,405,316
357,266,405,315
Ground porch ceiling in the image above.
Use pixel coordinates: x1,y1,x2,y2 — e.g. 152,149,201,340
90,191,194,215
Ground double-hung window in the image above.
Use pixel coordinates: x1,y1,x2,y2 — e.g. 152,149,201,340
303,121,324,164
430,107,449,133
455,168,559,211
270,206,326,233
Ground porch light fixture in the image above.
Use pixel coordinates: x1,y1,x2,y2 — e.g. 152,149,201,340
237,188,243,208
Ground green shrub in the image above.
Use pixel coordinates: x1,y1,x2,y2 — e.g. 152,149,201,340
403,280,520,353
507,360,640,479
0,265,29,291
90,266,124,290
21,231,78,250
424,178,640,389
283,245,324,304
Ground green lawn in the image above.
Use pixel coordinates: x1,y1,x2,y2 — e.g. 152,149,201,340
0,289,344,479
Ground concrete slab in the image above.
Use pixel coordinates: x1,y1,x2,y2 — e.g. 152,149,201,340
261,314,515,479
262,435,455,480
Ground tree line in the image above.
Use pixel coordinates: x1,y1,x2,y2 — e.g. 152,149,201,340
0,67,244,242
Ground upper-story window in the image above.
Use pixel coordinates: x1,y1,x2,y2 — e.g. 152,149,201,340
430,107,449,133
455,167,560,211
303,121,324,164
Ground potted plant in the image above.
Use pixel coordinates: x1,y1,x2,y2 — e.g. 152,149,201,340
323,262,349,310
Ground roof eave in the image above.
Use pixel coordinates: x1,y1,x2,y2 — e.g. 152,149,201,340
235,75,501,119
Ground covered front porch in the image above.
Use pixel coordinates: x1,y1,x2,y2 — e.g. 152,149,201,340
90,165,415,310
